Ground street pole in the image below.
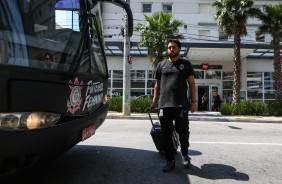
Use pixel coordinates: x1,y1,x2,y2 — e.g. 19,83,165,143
122,0,131,115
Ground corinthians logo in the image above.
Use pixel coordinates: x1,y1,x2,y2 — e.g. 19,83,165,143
180,64,184,70
67,77,84,114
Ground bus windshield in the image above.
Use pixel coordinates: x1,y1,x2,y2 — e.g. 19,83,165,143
0,0,106,74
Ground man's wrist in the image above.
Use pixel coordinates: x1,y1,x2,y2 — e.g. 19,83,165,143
152,101,157,104
190,99,197,103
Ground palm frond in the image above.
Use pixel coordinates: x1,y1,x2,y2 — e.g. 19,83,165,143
134,11,185,69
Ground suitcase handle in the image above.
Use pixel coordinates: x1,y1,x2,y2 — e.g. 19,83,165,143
146,108,159,131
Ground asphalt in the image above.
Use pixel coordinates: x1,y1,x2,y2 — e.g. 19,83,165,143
106,111,282,123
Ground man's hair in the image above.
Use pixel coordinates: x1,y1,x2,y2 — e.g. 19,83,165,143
167,39,181,49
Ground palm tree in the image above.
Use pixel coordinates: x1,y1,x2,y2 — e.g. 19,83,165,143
134,11,185,69
212,0,260,103
257,4,282,102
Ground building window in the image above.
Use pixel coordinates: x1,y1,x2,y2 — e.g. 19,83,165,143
147,70,155,95
131,70,145,82
113,70,123,79
108,70,112,88
148,70,155,80
206,71,222,79
223,72,234,80
108,70,155,98
198,30,210,40
142,3,152,13
107,70,123,97
130,70,155,97
219,31,228,41
194,71,204,79
163,4,172,13
246,72,275,101
222,71,233,100
264,72,275,100
247,72,263,100
199,3,210,14
194,70,222,79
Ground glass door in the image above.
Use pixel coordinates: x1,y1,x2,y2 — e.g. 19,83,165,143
210,86,219,111
197,85,209,111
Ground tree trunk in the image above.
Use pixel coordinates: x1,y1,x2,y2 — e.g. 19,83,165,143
232,27,242,103
272,35,282,102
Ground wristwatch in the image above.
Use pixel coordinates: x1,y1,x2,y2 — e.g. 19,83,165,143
190,99,197,103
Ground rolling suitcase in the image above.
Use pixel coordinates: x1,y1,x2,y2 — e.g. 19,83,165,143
147,109,179,154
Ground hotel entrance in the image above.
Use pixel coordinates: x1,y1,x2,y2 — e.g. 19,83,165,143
197,85,220,111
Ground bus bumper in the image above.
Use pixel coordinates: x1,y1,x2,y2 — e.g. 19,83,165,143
0,103,108,176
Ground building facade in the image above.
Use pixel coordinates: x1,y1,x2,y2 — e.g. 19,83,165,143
102,0,282,111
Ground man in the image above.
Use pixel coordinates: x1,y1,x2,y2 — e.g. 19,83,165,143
213,93,221,111
201,93,208,111
150,39,196,172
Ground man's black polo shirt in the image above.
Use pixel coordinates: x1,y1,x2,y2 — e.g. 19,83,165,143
155,58,195,108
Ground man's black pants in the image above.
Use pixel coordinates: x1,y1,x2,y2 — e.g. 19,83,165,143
159,107,190,161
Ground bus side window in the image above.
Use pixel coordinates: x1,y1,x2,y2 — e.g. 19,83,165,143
60,31,81,65
89,16,107,76
0,33,7,64
0,20,3,64
77,48,90,74
77,35,90,74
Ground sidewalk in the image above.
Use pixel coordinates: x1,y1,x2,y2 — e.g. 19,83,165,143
106,111,282,123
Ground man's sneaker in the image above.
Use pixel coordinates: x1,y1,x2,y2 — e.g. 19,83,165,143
162,160,175,172
182,155,191,169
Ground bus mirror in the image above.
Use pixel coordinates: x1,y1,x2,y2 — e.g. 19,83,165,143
98,0,133,37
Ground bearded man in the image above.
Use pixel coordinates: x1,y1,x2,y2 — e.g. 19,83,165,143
150,39,196,172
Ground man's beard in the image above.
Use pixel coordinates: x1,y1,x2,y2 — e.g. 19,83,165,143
169,52,179,59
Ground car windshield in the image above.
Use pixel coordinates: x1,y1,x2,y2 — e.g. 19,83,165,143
0,0,83,71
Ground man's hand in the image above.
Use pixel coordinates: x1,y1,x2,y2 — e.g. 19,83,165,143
190,103,196,113
149,101,158,112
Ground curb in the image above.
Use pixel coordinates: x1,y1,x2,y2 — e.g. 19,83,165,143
106,113,282,123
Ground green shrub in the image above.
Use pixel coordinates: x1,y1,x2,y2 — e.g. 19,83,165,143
131,97,152,113
108,96,122,112
220,102,234,115
108,97,282,116
266,101,282,116
108,96,152,113
221,100,282,116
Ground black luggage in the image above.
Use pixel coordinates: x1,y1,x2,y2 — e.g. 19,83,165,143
147,109,179,154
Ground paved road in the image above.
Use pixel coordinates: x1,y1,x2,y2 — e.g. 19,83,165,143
106,111,282,123
8,119,282,184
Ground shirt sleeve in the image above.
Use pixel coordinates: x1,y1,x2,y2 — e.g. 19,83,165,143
155,61,163,80
186,60,195,77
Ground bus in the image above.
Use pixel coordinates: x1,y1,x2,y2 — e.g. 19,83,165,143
0,0,133,176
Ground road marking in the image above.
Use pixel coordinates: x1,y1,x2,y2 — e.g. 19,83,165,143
191,141,282,146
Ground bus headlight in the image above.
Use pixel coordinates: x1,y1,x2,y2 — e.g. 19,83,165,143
0,114,20,129
0,112,61,130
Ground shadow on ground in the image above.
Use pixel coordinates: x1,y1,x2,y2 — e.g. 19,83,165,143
188,164,249,181
5,145,249,184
